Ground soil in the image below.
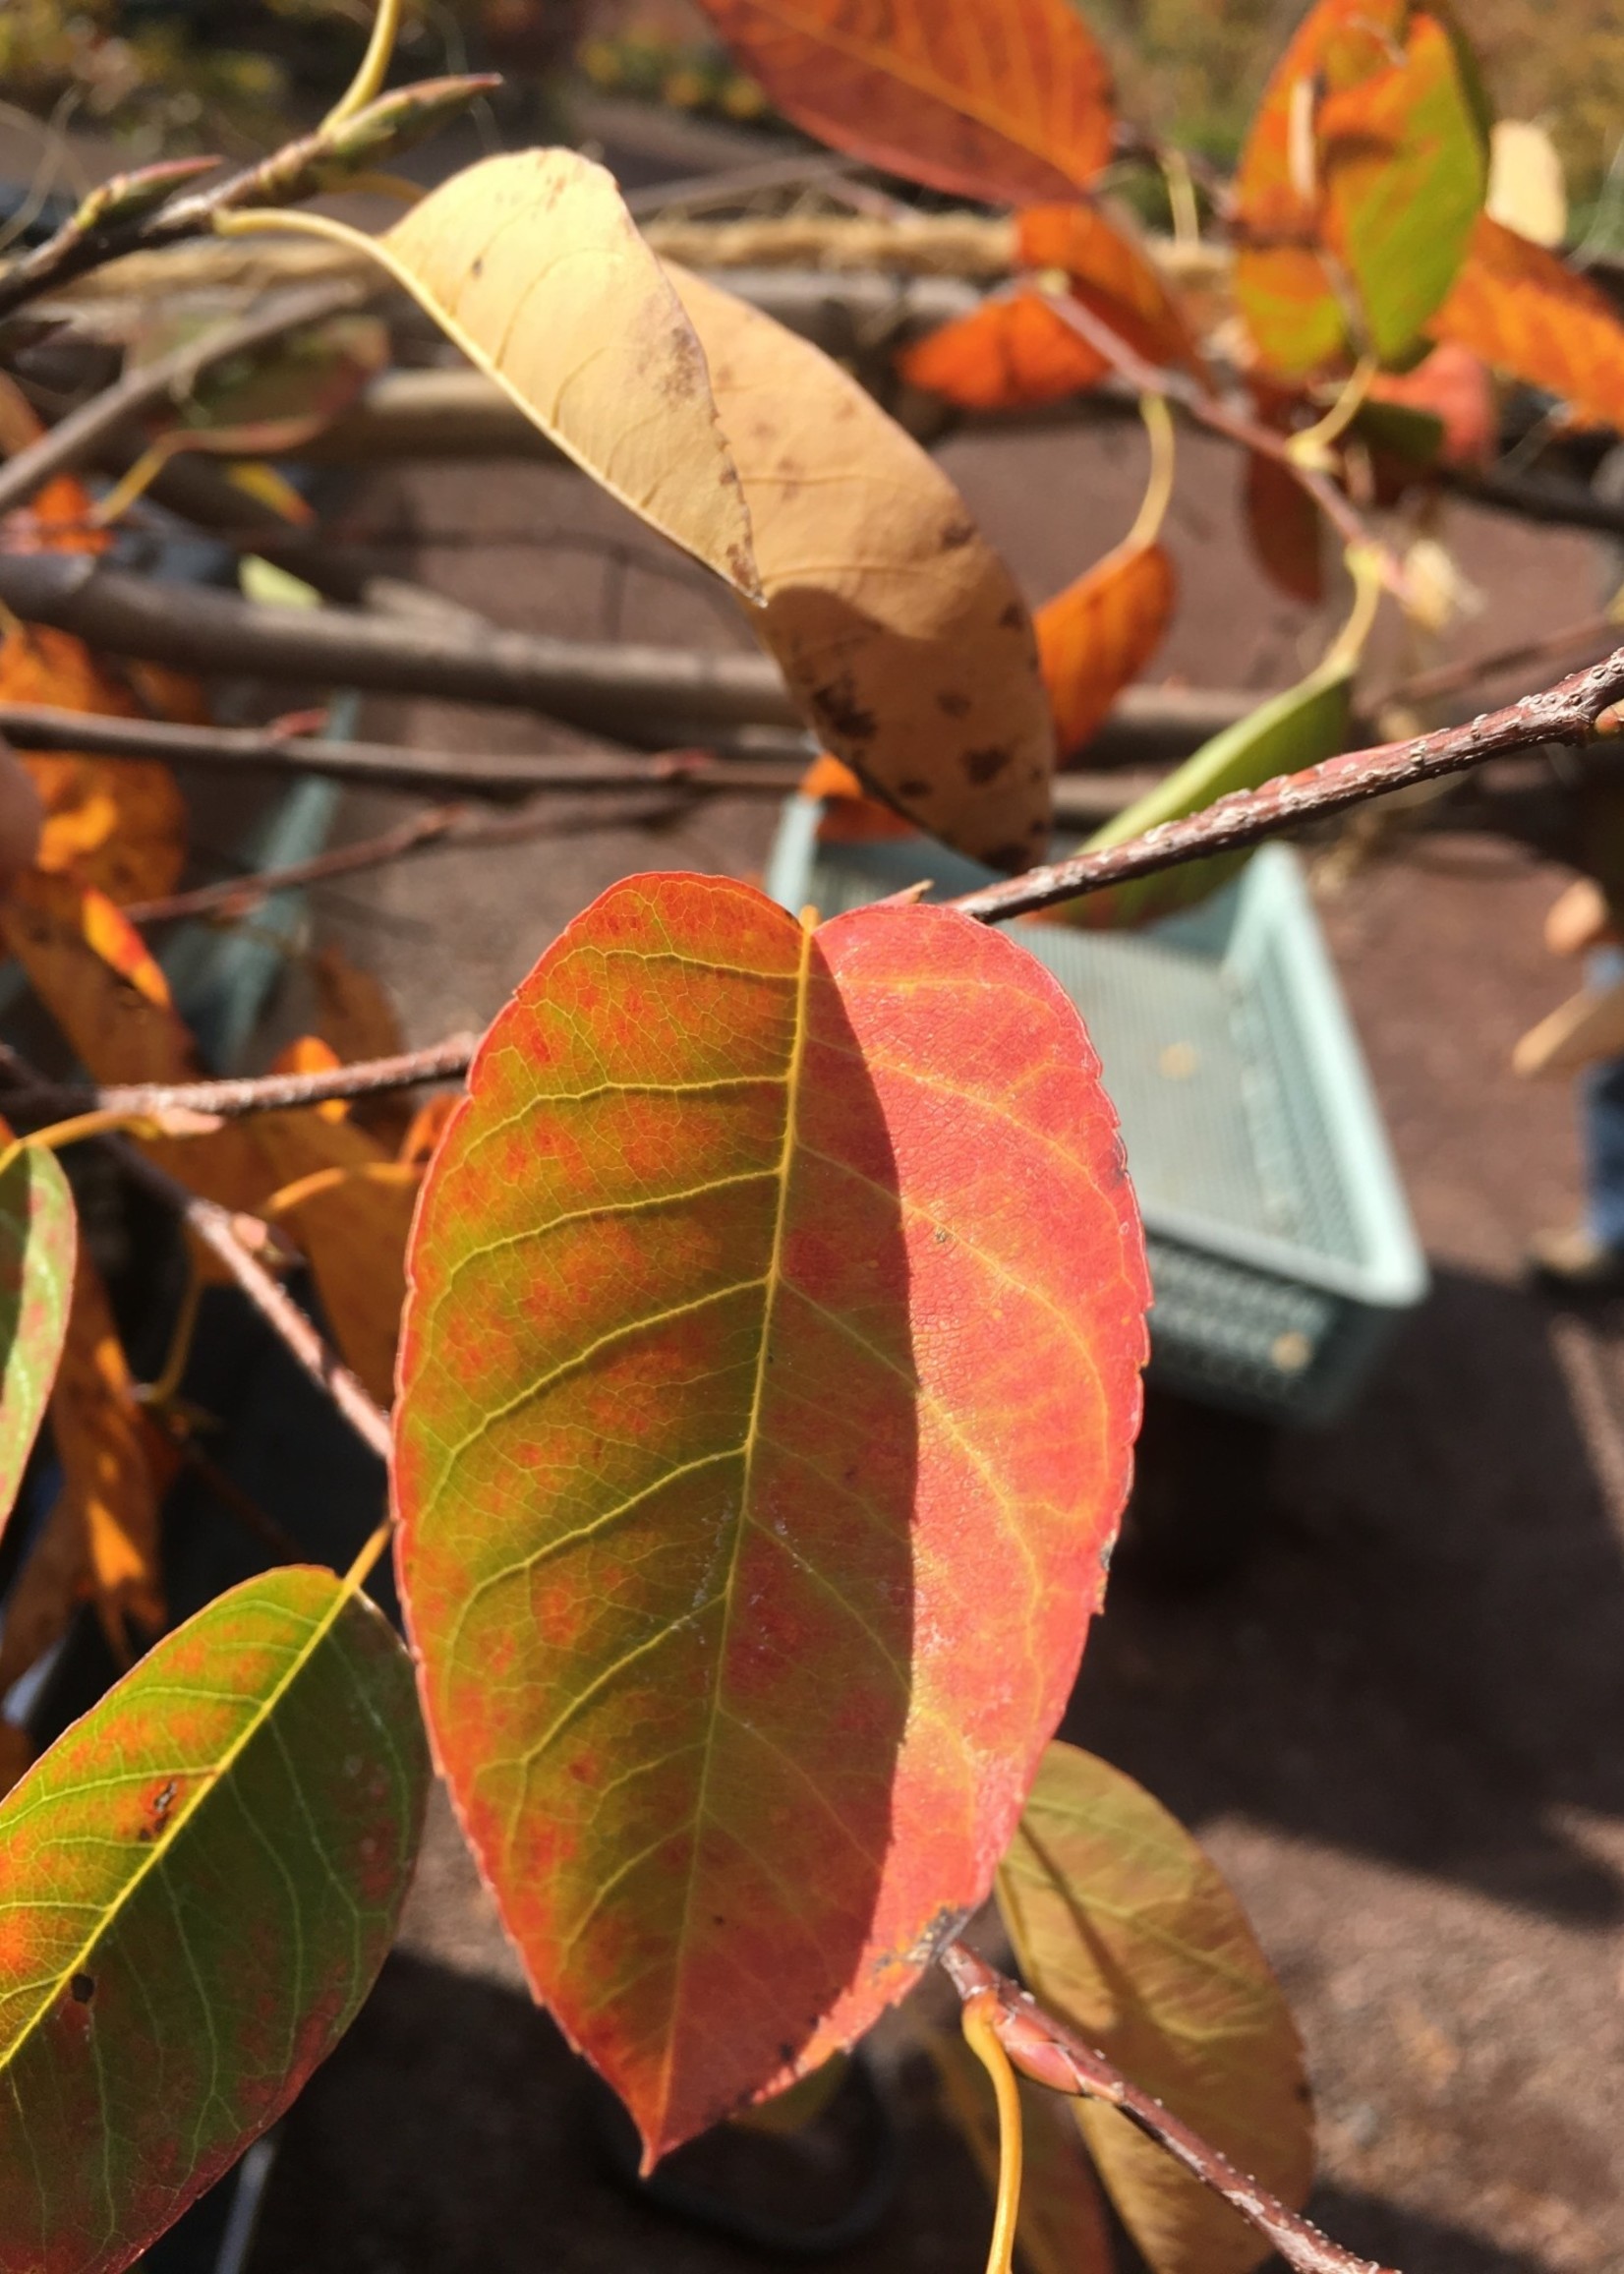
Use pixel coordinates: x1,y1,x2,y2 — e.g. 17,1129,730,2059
240,255,1624,2274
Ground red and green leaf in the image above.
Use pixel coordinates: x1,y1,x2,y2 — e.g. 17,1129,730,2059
0,1133,75,1537
1036,541,1177,761
1234,1,1487,374
998,1741,1313,2274
393,872,1149,2163
0,1565,429,2274
1317,12,1487,366
1428,213,1624,430
688,0,1116,206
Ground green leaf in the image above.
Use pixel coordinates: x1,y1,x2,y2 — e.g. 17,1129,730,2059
1057,660,1353,929
997,1741,1313,2274
0,1137,75,1534
0,1565,429,2274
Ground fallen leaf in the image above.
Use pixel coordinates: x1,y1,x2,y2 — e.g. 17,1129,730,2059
394,873,1150,2161
0,1128,75,1542
671,265,1056,869
0,1564,429,2274
689,0,1116,206
281,149,760,598
1428,213,1624,430
999,1741,1313,2274
1036,540,1177,761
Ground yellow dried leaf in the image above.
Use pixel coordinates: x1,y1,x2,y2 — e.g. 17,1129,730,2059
668,265,1055,871
998,1742,1313,2274
247,149,759,599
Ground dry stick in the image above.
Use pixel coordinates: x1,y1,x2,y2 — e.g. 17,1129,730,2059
1040,287,1404,587
0,698,819,788
105,1137,392,1462
0,276,371,520
121,790,699,924
0,1033,478,1128
0,553,801,741
950,643,1624,923
939,1944,1398,2274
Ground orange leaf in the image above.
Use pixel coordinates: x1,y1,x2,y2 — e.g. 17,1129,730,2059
1036,540,1177,762
312,944,413,1146
1428,213,1624,431
689,0,1115,206
899,290,1109,410
48,1244,165,1662
0,625,188,904
1017,204,1201,374
800,753,919,843
270,1033,350,1122
0,872,269,1214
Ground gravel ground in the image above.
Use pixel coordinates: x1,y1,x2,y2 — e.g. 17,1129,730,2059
247,403,1624,2274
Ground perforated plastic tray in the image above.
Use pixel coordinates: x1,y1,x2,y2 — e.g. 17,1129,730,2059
766,799,1427,1426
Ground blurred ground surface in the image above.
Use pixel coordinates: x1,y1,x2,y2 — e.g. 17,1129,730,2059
238,267,1624,2274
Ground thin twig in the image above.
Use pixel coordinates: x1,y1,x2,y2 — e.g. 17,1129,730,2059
1041,287,1406,591
0,278,369,521
1378,612,1614,714
0,1034,478,1127
0,76,495,323
948,644,1624,923
940,1944,1399,2274
107,1137,392,1462
123,791,709,923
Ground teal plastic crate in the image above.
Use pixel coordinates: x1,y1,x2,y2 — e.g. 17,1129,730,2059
766,799,1427,1427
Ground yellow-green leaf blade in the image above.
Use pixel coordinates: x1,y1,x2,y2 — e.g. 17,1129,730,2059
997,1740,1313,2274
0,1565,429,2274
0,1137,75,1534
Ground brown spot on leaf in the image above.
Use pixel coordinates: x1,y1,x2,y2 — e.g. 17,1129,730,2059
937,690,971,720
962,746,1011,785
999,602,1026,630
809,675,878,746
984,842,1033,871
897,779,931,799
69,1972,95,2005
938,518,975,552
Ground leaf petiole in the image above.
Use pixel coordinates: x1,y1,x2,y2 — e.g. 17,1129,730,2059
322,0,405,132
1125,392,1177,554
962,1989,1025,2274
